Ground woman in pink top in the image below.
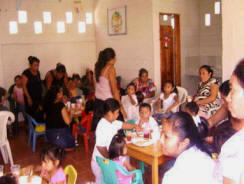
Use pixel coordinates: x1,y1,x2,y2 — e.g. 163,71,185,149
92,48,126,131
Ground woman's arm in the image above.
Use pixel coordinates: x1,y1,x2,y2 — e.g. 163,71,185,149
123,158,136,171
61,107,72,125
129,95,136,105
166,95,179,113
22,74,33,106
64,72,69,90
45,72,53,91
196,84,219,105
108,66,120,102
208,105,228,128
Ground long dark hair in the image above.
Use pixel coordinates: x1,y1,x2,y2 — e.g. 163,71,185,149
109,131,126,160
95,48,115,82
233,59,244,88
168,112,212,156
44,86,62,112
56,63,66,74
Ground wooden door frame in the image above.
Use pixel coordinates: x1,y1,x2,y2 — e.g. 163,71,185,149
159,13,181,88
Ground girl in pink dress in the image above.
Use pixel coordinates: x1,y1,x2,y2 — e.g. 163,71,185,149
40,145,66,184
108,133,136,184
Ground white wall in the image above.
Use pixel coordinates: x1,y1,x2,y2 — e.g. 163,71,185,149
0,0,96,89
94,0,154,88
152,0,201,95
222,0,244,80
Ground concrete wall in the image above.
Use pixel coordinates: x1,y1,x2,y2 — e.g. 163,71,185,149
94,0,154,88
0,0,96,89
222,0,244,80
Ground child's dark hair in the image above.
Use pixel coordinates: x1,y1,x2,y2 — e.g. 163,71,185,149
200,65,213,78
139,68,148,77
40,145,65,167
185,102,199,115
56,63,66,74
126,82,136,92
109,132,126,160
167,112,212,156
0,174,17,184
103,98,120,116
219,80,230,97
139,103,151,112
14,75,21,81
28,56,40,64
213,120,236,153
72,73,81,81
85,99,94,114
197,117,209,139
163,80,178,94
136,91,144,104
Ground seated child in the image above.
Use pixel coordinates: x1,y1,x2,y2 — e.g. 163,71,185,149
69,74,83,103
109,132,136,184
185,101,209,139
153,81,179,124
121,83,138,121
137,103,160,140
40,145,66,184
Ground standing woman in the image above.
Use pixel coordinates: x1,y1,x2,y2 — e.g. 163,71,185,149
215,60,244,184
92,48,126,131
193,65,221,119
22,56,43,116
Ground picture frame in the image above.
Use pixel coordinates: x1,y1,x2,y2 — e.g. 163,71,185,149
107,6,127,36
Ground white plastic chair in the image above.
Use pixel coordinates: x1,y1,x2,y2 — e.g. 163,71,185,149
172,86,188,112
0,111,15,166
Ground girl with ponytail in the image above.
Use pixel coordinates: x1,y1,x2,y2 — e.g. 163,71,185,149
161,112,215,184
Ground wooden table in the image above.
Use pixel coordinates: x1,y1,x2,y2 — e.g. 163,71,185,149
127,140,171,184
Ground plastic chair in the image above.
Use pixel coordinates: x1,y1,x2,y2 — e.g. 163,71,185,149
64,165,77,184
172,86,188,112
72,112,94,153
96,156,144,184
26,114,46,152
0,111,15,166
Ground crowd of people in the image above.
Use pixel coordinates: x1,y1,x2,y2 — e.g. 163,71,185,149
0,47,243,184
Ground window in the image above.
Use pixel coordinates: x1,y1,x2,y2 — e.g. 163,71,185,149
57,21,65,33
18,10,27,24
215,2,221,14
9,21,18,34
43,12,52,24
163,15,168,21
78,21,86,33
205,13,211,26
86,13,92,24
66,12,73,24
34,21,42,34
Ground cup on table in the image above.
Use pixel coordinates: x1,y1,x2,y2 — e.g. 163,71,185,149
126,132,132,142
143,129,150,139
0,165,3,177
11,164,20,176
137,131,144,138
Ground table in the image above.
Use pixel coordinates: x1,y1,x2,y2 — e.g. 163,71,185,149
127,140,171,184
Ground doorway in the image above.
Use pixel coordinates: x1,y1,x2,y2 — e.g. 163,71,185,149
160,13,181,90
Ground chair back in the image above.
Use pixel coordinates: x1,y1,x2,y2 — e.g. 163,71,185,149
0,111,15,143
83,112,93,133
176,86,188,105
64,165,77,184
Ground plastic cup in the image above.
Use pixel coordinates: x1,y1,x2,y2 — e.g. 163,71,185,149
126,135,132,142
11,164,20,176
0,165,3,177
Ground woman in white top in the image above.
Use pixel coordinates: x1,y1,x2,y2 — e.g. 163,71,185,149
91,98,141,184
161,112,215,184
215,60,244,184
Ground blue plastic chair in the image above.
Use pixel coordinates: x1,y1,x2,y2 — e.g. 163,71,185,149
96,156,144,184
26,114,46,152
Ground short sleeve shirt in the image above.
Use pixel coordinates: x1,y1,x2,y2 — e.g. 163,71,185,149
92,118,123,161
51,168,66,184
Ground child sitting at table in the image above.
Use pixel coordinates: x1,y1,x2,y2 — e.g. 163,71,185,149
137,103,160,139
153,80,179,124
121,83,138,122
40,145,66,184
109,132,136,184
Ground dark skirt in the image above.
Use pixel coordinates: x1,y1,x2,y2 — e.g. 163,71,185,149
91,98,124,131
46,127,75,149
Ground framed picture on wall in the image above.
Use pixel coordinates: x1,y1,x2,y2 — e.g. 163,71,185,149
107,6,127,36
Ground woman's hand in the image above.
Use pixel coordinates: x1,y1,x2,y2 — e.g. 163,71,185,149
27,97,33,107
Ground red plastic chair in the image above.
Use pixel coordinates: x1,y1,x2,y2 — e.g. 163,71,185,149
72,112,94,153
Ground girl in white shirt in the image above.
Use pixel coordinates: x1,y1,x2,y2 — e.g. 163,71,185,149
121,83,138,121
154,81,179,124
91,98,140,184
161,112,215,184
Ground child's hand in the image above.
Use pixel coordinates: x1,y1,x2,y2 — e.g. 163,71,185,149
165,108,171,114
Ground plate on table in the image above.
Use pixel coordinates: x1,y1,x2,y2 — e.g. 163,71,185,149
19,176,42,184
132,137,153,147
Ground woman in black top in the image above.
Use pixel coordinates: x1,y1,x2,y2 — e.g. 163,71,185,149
44,86,75,149
22,56,42,116
45,63,69,95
